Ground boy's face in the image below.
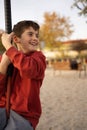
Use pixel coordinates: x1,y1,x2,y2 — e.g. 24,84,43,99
14,27,39,53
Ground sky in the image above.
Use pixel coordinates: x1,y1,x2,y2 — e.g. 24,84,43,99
0,0,87,40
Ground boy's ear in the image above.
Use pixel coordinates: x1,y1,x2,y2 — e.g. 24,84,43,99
13,35,20,43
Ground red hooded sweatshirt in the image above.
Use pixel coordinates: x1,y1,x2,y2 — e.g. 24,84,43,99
0,47,46,129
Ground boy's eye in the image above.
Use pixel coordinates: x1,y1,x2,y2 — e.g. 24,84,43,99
29,32,33,36
28,32,39,38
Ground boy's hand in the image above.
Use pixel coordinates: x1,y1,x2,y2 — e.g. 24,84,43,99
0,52,11,74
1,32,14,50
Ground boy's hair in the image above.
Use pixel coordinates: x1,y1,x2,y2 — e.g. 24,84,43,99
12,20,40,37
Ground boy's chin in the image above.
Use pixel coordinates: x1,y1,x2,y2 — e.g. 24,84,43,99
23,46,38,53
30,46,38,51
26,48,37,53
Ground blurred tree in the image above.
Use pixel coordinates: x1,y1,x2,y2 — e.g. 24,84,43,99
40,12,74,50
71,0,87,17
70,40,87,56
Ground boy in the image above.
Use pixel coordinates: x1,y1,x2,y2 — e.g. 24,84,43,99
0,20,46,130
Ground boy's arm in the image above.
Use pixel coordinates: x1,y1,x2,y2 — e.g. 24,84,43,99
0,53,11,97
0,53,11,75
6,47,46,79
0,73,6,93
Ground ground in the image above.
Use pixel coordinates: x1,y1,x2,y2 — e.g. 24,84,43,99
36,68,87,130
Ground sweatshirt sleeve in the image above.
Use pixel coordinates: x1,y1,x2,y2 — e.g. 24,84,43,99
0,73,7,99
6,47,46,79
0,55,7,96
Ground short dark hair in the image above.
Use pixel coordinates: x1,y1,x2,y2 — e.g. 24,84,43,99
12,20,40,37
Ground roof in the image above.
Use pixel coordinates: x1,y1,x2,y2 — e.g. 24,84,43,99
62,39,87,44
